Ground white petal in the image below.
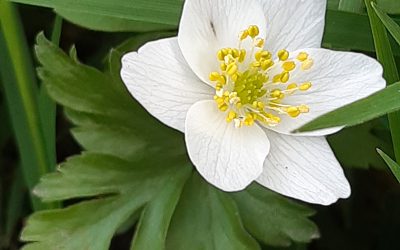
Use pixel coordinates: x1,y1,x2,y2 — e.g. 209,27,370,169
257,0,326,52
257,130,350,205
178,0,267,84
185,100,270,191
121,37,213,132
269,48,386,136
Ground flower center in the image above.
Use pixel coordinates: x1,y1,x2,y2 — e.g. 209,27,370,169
209,25,313,128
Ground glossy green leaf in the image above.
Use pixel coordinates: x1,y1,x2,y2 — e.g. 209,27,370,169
377,149,400,182
232,184,319,247
296,81,400,132
166,173,260,250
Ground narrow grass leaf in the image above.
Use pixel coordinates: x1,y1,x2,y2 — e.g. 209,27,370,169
377,149,400,182
0,1,52,210
296,82,400,132
376,0,400,14
339,0,365,13
366,0,400,162
373,3,400,46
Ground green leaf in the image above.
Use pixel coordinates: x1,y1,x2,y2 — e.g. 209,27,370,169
232,184,319,247
22,153,192,249
377,149,400,182
56,8,175,32
376,0,400,14
328,120,394,169
131,168,188,250
296,81,400,132
338,0,365,13
0,2,53,210
11,0,184,26
166,173,260,250
373,3,400,46
366,0,400,163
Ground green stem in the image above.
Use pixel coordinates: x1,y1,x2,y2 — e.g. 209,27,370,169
0,0,52,210
365,0,400,163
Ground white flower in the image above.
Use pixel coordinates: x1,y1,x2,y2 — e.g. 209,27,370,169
121,0,385,205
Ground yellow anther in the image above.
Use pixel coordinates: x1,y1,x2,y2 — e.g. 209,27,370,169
286,106,300,118
217,50,225,61
220,63,227,71
256,50,271,61
239,49,246,63
299,82,312,91
257,102,265,109
255,38,265,48
261,59,274,71
299,105,310,113
252,61,261,68
287,83,298,90
280,72,290,83
282,61,296,71
272,73,282,83
301,59,314,70
232,49,240,58
248,25,260,38
244,113,255,126
219,104,229,112
297,52,309,62
231,73,239,82
271,89,283,98
226,62,238,75
236,102,243,109
239,30,249,40
226,111,237,122
278,49,289,61
209,72,221,81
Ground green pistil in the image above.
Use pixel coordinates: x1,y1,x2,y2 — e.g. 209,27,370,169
233,70,267,105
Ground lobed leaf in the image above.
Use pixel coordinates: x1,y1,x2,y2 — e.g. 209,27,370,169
232,184,319,247
166,173,260,250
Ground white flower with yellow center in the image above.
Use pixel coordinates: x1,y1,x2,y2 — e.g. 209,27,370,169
121,0,385,205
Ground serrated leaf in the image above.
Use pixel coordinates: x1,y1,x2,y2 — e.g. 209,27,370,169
131,169,189,250
232,184,319,247
377,149,400,183
21,197,146,250
22,153,192,249
296,81,400,132
166,173,260,250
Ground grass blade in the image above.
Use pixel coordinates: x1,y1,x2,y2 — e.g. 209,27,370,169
0,0,53,210
377,149,400,183
373,3,400,46
365,0,400,163
296,81,400,132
